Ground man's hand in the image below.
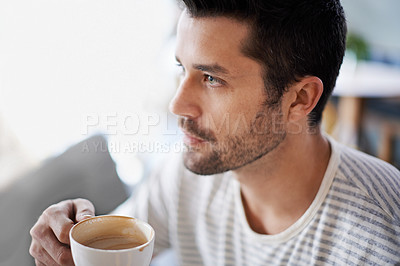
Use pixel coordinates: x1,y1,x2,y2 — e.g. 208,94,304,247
29,198,95,265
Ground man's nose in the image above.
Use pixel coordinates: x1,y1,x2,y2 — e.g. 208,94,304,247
169,77,201,119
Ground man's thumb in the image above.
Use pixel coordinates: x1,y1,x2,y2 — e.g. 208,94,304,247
73,198,95,222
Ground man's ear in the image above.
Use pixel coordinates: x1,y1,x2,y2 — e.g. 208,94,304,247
287,76,323,122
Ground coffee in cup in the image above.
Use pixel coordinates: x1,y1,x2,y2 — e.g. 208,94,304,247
81,234,146,250
69,215,155,266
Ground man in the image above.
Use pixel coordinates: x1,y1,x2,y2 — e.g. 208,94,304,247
30,0,400,265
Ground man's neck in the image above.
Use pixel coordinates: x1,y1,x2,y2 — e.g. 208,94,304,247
232,131,331,235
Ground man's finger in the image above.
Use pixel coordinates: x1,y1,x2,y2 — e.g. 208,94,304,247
35,259,47,266
30,224,74,265
73,198,95,222
30,239,59,266
43,200,75,244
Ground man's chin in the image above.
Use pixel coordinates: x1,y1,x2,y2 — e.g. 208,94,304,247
182,150,226,176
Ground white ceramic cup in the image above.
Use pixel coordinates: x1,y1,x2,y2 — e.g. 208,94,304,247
69,215,155,266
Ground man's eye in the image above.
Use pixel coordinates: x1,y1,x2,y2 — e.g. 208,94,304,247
176,63,185,73
205,75,223,86
207,75,216,84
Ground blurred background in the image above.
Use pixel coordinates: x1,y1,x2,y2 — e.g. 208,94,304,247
0,0,399,265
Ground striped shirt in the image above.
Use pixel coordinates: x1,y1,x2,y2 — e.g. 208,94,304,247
115,138,400,265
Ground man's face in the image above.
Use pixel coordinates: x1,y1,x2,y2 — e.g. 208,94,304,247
170,11,287,175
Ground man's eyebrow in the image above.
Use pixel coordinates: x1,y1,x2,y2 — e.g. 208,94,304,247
175,56,230,76
192,63,230,76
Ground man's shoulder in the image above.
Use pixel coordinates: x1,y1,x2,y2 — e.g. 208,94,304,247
333,140,400,220
336,140,400,183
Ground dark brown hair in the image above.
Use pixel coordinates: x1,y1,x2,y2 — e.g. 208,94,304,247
179,0,347,126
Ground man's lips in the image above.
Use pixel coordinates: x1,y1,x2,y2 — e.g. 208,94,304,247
181,129,206,146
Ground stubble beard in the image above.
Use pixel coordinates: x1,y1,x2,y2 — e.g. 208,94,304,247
180,103,287,175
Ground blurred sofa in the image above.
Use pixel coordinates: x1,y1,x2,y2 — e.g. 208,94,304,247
0,135,129,266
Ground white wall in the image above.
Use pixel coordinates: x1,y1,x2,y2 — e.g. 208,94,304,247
0,0,178,160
